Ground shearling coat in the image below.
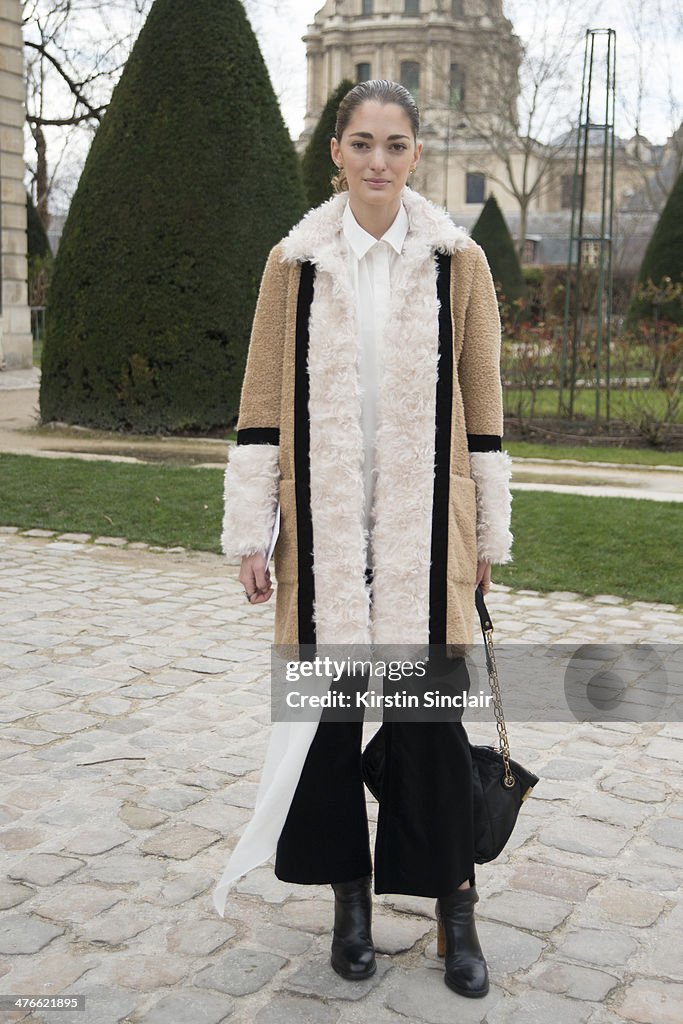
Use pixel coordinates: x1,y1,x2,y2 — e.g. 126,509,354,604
212,184,514,918
220,184,513,651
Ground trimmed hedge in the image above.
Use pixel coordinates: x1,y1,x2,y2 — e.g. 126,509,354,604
628,169,683,326
471,194,527,308
40,0,306,433
301,78,356,209
27,192,52,258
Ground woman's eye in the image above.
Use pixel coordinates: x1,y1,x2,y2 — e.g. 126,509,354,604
350,143,407,151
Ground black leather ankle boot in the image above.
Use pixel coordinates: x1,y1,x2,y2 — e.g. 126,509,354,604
330,875,376,980
435,885,489,998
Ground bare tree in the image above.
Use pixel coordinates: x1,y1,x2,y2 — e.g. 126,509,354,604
617,0,683,212
22,0,155,224
441,0,600,257
22,0,297,228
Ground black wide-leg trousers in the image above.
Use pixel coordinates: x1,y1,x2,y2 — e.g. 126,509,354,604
274,580,477,897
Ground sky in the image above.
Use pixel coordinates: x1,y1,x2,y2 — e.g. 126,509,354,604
250,0,682,147
26,0,682,212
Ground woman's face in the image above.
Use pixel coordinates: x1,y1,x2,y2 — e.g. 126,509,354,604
331,99,422,206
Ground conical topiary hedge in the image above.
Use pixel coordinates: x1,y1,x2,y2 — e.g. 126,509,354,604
40,0,306,432
471,194,527,310
627,169,683,326
27,193,52,258
301,78,356,209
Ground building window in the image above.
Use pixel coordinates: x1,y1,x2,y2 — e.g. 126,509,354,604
561,173,583,209
452,0,464,15
581,240,602,266
404,0,420,14
466,172,485,204
449,63,465,108
400,61,420,100
356,62,371,83
362,0,373,14
521,238,537,264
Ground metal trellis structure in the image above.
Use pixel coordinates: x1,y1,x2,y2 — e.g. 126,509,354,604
560,28,617,426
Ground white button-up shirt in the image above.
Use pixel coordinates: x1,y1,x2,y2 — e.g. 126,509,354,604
342,198,409,568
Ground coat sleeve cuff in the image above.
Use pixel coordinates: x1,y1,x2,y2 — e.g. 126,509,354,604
221,444,280,559
468,450,514,564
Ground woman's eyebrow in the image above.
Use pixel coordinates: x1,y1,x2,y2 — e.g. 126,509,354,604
348,132,411,140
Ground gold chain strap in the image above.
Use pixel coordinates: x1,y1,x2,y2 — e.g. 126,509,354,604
482,621,516,789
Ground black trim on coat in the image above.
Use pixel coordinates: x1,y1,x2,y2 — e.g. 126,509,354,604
236,427,280,446
467,434,502,452
429,251,453,647
294,261,317,652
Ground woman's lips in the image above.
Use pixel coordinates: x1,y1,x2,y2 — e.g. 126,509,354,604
366,179,389,187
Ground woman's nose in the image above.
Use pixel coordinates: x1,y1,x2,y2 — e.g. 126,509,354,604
369,149,387,170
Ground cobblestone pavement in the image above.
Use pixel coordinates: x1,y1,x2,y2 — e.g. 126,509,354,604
1,531,682,1024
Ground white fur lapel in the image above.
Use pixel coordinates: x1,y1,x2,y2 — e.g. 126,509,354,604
279,187,472,648
280,185,471,265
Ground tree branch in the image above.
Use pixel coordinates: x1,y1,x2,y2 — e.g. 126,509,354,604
25,37,106,122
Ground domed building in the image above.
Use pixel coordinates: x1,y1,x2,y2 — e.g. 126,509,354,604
299,0,523,211
298,0,673,269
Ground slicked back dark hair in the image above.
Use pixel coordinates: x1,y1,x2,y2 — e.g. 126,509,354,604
331,79,420,193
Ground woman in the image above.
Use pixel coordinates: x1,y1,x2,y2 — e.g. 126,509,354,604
213,80,513,999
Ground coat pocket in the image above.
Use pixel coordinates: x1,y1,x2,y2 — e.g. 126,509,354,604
273,478,298,584
448,474,478,584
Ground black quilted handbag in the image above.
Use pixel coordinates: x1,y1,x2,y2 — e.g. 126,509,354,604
361,584,540,864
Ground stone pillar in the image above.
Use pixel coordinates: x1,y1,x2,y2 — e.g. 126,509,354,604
0,0,32,369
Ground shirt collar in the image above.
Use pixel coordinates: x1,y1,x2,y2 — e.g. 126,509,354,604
342,198,409,259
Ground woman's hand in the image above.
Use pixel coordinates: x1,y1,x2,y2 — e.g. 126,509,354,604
239,552,273,604
476,559,493,595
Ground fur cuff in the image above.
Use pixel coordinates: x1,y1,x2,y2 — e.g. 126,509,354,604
221,444,280,559
468,450,514,564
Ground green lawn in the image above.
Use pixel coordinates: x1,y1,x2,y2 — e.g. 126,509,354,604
505,441,683,467
1,453,681,608
0,452,222,552
504,385,683,422
493,490,683,607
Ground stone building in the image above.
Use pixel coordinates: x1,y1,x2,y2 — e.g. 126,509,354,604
0,0,31,369
299,0,673,269
301,0,523,207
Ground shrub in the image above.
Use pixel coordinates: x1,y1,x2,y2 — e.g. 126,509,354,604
40,0,306,433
